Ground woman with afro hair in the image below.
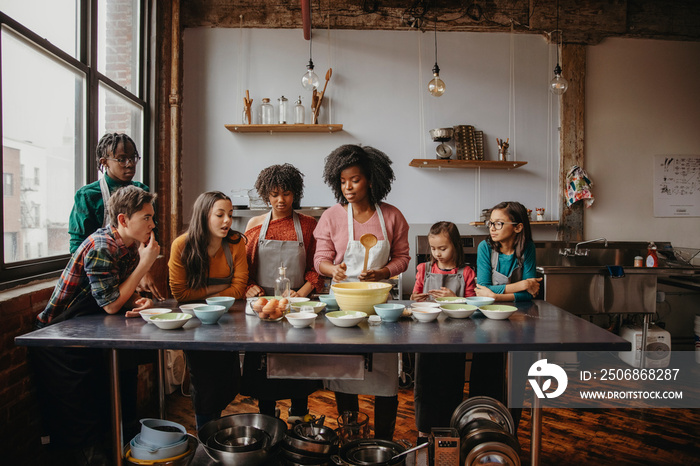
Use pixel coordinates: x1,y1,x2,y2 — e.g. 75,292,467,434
314,144,410,440
241,163,324,424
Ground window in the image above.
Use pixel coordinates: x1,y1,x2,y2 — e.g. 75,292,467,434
0,1,151,287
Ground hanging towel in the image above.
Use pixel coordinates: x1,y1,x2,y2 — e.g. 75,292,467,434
566,165,595,208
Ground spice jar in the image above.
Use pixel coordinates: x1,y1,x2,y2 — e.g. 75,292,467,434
634,256,643,267
260,98,274,124
277,95,288,124
294,96,305,124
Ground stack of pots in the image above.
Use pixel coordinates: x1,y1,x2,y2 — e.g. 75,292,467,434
450,397,521,466
281,422,339,465
198,413,287,466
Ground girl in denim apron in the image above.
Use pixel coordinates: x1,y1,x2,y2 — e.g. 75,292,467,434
472,201,541,432
314,145,410,440
411,221,477,439
168,191,249,430
242,164,324,424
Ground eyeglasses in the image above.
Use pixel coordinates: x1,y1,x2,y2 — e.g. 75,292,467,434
485,220,518,230
104,155,141,167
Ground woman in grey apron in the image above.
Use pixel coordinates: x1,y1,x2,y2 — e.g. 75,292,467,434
242,164,324,423
168,191,249,430
314,145,411,440
472,201,540,433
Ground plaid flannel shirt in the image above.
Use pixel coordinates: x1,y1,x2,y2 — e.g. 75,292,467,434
37,226,140,327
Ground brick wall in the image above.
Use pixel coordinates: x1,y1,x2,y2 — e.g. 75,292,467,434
0,282,54,464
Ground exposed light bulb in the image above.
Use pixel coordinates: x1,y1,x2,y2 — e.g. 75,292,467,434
301,60,319,91
550,64,568,95
428,64,445,97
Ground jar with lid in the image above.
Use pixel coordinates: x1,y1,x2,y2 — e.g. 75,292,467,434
277,95,288,124
294,96,305,124
260,98,274,125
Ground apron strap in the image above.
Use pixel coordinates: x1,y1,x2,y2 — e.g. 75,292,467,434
260,211,305,247
347,203,388,241
99,176,111,228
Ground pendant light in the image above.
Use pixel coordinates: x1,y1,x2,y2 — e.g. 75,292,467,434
549,0,568,95
301,0,319,91
428,21,445,97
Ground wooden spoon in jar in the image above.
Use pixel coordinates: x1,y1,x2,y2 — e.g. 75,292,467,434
360,233,378,273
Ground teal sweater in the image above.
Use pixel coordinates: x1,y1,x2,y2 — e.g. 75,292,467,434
476,240,536,302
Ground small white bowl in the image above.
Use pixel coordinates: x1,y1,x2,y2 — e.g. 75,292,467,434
411,308,441,323
140,308,172,323
410,302,441,310
326,310,367,328
480,305,518,320
434,296,467,304
149,313,192,329
179,303,207,316
465,296,496,307
288,297,311,304
440,304,478,319
285,312,317,328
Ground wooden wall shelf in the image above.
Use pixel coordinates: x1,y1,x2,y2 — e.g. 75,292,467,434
225,124,343,133
409,159,527,169
470,221,559,226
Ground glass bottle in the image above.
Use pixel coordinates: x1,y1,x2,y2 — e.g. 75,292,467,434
278,95,288,124
294,96,305,124
275,265,291,298
260,98,273,125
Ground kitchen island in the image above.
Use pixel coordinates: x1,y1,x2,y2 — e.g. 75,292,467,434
16,299,630,465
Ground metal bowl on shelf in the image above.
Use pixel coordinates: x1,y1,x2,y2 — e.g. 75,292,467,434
429,127,454,142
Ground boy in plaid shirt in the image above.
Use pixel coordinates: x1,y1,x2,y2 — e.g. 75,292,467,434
32,185,160,464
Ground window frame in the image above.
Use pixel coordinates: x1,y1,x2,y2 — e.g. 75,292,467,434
0,0,152,289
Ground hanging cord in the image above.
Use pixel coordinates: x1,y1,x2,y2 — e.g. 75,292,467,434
418,31,425,157
237,15,244,123
508,20,516,160
327,9,332,124
546,32,554,219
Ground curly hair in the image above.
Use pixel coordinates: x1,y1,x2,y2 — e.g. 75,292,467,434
254,163,305,209
322,144,395,205
485,201,533,266
182,191,245,290
96,133,139,171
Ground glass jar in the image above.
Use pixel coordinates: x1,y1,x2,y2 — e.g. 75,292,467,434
294,96,305,124
260,98,274,125
274,266,291,298
277,95,288,124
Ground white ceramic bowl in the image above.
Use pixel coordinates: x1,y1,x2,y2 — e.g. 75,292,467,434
480,305,518,320
440,304,478,319
326,310,367,328
179,303,207,316
285,312,317,328
193,305,227,324
149,313,192,329
465,296,496,307
140,308,172,323
290,301,327,314
331,282,393,315
410,302,441,311
288,297,311,304
411,308,441,323
435,296,467,304
206,296,235,311
373,303,405,322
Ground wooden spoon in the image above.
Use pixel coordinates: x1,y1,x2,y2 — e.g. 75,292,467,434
360,233,377,273
312,68,332,124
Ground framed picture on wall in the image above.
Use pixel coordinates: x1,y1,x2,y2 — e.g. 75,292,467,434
653,154,700,217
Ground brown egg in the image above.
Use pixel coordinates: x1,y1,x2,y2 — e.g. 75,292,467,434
268,309,282,320
262,302,276,314
254,297,268,307
267,298,279,308
278,298,289,307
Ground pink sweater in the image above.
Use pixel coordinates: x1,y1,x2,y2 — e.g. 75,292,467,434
313,203,410,278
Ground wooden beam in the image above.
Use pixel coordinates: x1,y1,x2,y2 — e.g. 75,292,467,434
557,43,586,242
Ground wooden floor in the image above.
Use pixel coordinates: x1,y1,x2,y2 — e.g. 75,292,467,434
165,383,700,465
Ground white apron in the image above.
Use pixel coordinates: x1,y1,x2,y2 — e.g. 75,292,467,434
324,204,399,397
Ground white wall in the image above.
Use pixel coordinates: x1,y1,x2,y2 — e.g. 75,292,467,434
585,38,700,253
